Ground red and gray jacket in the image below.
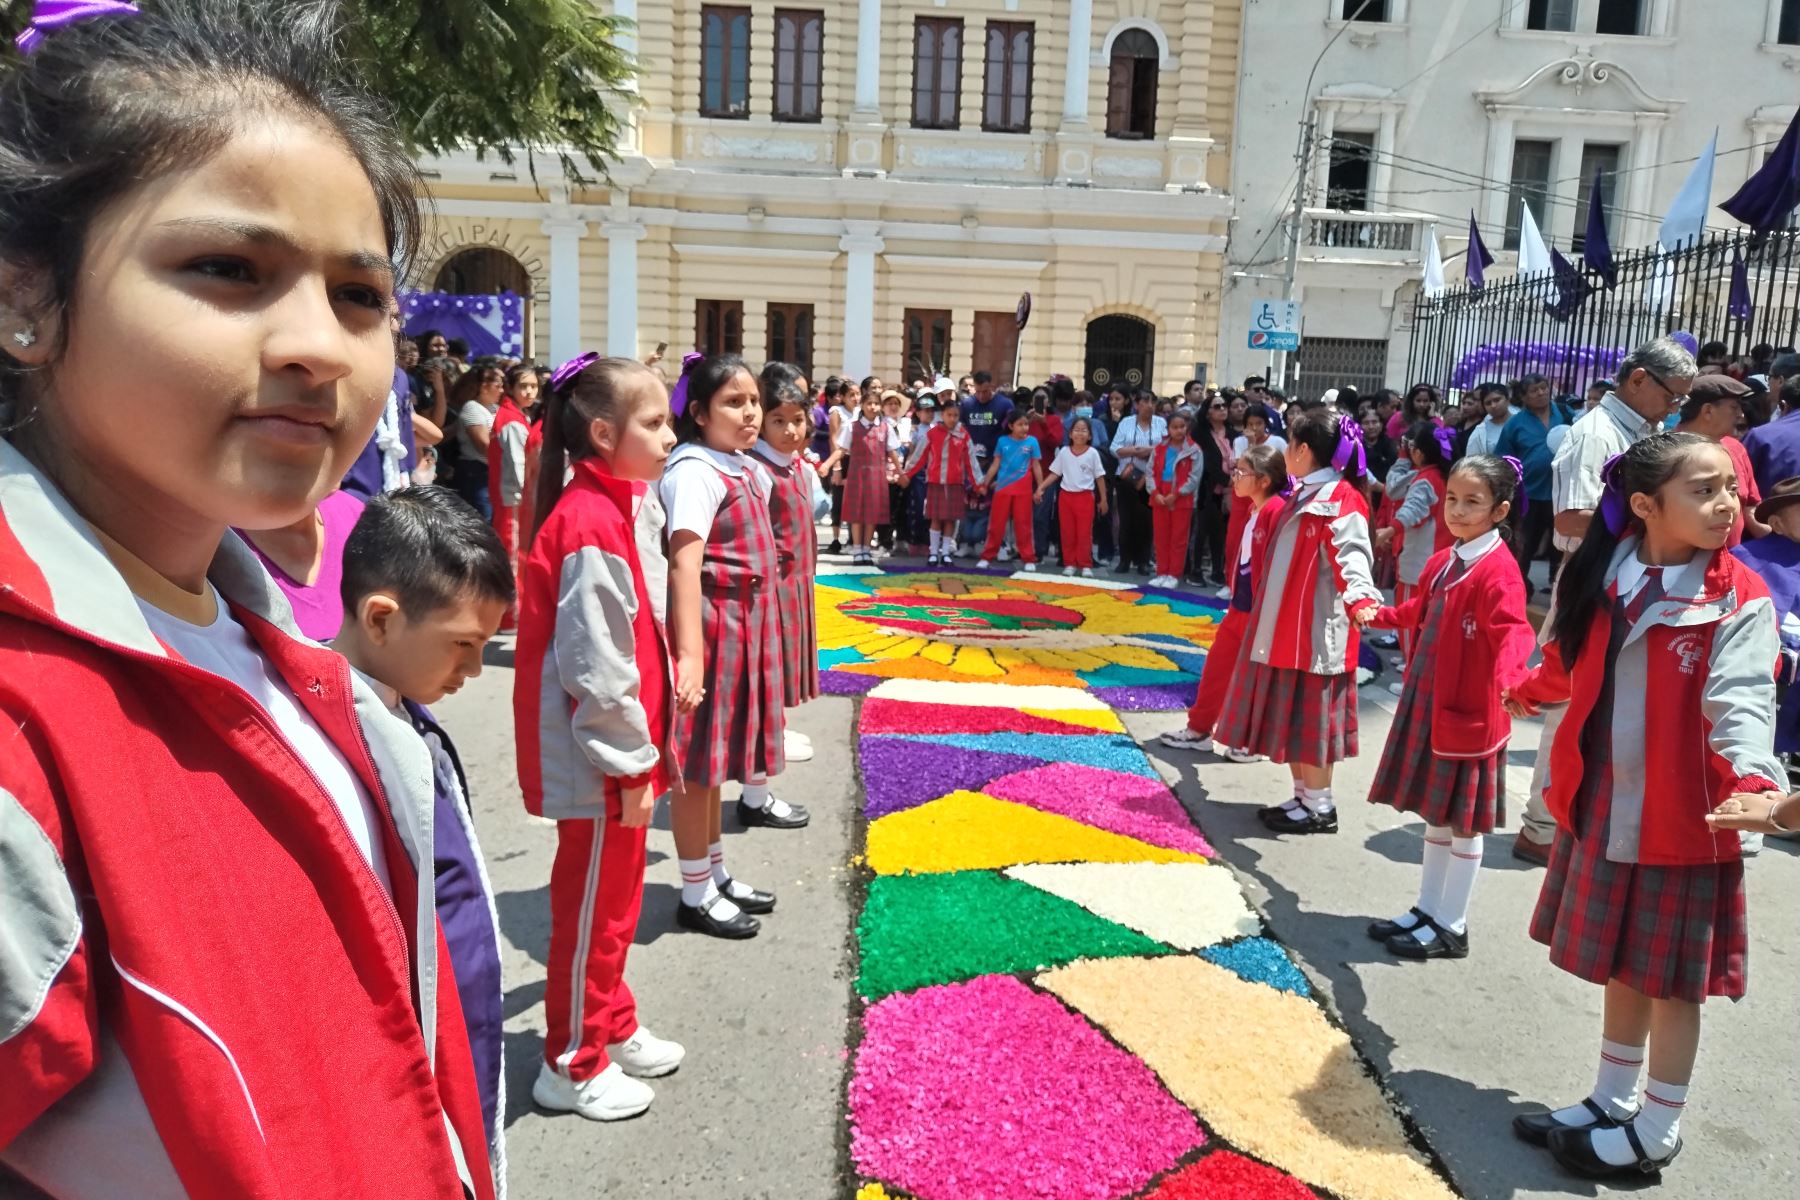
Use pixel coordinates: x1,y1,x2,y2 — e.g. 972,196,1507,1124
1244,470,1382,675
0,440,494,1199
514,458,674,820
488,397,529,510
1149,440,1203,508
1513,539,1783,866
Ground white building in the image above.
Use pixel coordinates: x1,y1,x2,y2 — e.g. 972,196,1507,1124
1222,0,1800,399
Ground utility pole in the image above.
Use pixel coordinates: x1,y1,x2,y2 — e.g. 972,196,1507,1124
1275,116,1315,393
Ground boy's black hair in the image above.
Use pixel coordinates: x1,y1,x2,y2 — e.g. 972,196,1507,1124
0,0,421,410
341,487,516,618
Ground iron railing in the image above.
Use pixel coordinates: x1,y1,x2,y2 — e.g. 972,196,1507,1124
1404,228,1800,394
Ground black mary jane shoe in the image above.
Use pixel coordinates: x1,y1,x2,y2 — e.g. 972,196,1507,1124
1367,907,1433,943
718,877,777,915
1258,804,1339,835
1385,917,1469,960
1257,797,1303,819
1547,1121,1680,1179
737,797,812,830
675,894,761,940
1513,1099,1635,1148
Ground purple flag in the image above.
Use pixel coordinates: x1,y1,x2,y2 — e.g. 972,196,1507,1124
1466,212,1495,290
1546,248,1592,320
1722,108,1800,233
1729,248,1755,321
1584,163,1617,288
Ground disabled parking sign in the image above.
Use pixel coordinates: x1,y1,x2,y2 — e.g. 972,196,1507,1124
1248,300,1301,351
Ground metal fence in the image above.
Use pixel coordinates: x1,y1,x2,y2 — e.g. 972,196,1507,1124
1404,228,1800,395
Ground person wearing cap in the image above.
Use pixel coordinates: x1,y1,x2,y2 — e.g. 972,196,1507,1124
1733,476,1800,779
1742,352,1800,494
1675,375,1765,545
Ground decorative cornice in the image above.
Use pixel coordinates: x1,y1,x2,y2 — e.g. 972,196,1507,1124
1477,50,1680,114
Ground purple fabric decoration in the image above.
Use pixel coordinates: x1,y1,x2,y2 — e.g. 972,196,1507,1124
1432,425,1457,464
1465,211,1495,290
1330,414,1366,476
1728,250,1755,322
14,0,138,54
1500,454,1528,516
1598,452,1631,536
668,351,705,417
549,351,599,395
1584,162,1617,288
1722,106,1800,233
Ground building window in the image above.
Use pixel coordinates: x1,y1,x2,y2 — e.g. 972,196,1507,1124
696,299,744,356
1105,29,1159,140
1325,131,1375,211
1526,0,1576,30
767,303,815,378
700,6,752,118
903,308,952,379
972,312,1020,387
982,21,1033,133
1505,138,1554,251
772,10,823,122
1595,0,1645,35
1781,0,1800,43
1571,143,1622,253
1341,0,1390,19
912,18,963,130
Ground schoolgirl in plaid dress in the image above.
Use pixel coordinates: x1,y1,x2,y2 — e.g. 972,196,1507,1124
754,383,822,712
1364,457,1535,961
1215,410,1382,836
1504,433,1782,1180
902,401,980,565
661,355,788,940
821,388,903,566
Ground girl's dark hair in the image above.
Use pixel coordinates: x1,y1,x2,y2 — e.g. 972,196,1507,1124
532,356,662,541
1287,407,1368,489
822,375,847,402
1066,415,1094,444
1550,432,1711,663
760,360,805,398
676,354,757,444
0,0,421,410
1242,402,1274,428
860,375,882,395
762,381,809,415
450,363,505,412
1240,443,1288,497
1407,419,1448,470
1448,453,1520,532
1006,408,1031,430
504,363,539,396
1405,383,1442,416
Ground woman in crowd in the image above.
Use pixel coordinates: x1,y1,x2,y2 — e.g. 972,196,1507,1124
1387,383,1444,441
450,360,507,518
1110,389,1166,576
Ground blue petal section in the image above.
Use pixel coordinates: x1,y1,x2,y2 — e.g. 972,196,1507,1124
1199,937,1313,997
886,732,1161,779
821,646,868,668
1078,665,1197,689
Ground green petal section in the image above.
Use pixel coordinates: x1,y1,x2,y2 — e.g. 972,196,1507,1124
855,870,1172,1001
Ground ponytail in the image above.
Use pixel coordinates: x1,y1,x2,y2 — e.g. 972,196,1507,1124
529,352,659,545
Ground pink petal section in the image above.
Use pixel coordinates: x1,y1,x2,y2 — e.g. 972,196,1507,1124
861,697,1108,738
985,763,1213,857
850,975,1203,1200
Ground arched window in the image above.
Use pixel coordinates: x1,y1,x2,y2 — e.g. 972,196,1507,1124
1105,29,1158,140
433,247,531,296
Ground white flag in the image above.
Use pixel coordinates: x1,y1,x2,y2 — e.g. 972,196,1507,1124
1422,223,1446,297
1659,130,1717,251
1518,204,1553,276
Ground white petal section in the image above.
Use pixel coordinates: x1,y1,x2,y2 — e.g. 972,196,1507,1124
1006,570,1140,591
867,678,1110,711
1006,862,1261,951
816,562,886,575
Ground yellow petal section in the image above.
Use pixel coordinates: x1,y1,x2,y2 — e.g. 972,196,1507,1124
866,791,1202,876
1039,956,1457,1200
1017,706,1126,733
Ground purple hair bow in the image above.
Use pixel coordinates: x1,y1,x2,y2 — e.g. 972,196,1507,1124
1598,452,1631,535
15,0,139,55
1432,425,1457,464
548,351,599,395
668,351,704,416
1500,454,1528,516
1330,414,1366,476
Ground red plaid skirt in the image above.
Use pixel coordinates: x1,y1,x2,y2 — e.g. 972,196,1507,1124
925,482,967,522
844,422,891,525
674,582,786,787
777,568,819,708
1214,662,1358,767
1366,606,1505,834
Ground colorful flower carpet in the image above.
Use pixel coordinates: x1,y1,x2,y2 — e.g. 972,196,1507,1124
826,568,1454,1200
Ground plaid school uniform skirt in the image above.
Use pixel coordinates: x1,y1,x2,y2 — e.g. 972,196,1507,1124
1214,660,1358,767
1365,593,1505,835
925,481,968,522
1528,613,1749,1002
843,422,891,525
764,454,821,709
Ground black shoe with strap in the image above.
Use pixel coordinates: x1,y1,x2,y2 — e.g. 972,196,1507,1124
1385,916,1469,960
738,796,811,830
1513,1099,1637,1148
1547,1121,1680,1179
718,876,776,915
1258,803,1338,835
1367,907,1432,942
675,894,761,940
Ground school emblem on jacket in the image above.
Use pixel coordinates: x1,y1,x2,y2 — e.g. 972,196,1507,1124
1462,614,1478,639
1669,632,1707,675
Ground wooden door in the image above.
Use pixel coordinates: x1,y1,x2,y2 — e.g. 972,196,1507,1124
971,311,1019,386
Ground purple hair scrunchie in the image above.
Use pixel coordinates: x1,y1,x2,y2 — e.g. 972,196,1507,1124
548,351,599,395
1432,425,1457,464
1330,414,1366,476
14,0,139,55
1598,452,1632,536
668,351,705,417
1500,454,1528,516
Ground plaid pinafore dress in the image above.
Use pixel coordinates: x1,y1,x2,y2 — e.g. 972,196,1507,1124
672,462,786,787
761,450,821,708
843,418,892,525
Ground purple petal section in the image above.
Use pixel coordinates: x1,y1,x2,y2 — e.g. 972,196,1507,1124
821,669,885,696
984,763,1212,856
859,737,1042,819
1090,683,1197,712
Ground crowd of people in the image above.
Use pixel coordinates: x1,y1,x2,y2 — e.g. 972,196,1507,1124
3,3,1799,1196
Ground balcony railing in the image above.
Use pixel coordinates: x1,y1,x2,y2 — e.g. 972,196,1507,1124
1303,209,1431,258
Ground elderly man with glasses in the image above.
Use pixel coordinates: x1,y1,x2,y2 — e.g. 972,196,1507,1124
1511,335,1698,867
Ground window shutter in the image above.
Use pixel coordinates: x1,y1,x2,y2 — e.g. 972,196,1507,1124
1104,59,1130,135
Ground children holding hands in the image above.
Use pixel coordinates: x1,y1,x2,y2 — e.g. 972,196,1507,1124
978,409,1044,570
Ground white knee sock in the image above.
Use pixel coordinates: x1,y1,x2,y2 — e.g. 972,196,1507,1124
1299,786,1334,815
1433,833,1483,934
1551,1038,1644,1127
1591,1078,1685,1165
741,777,770,810
1394,827,1453,931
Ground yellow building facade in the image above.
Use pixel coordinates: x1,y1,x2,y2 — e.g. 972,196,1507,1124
418,0,1240,396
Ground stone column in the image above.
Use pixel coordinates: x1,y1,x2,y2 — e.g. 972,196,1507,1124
1062,0,1094,127
601,216,644,359
840,226,885,378
542,213,590,367
1372,107,1398,209
854,0,881,114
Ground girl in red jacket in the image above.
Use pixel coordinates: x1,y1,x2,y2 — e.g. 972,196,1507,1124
1161,443,1288,756
1215,409,1383,835
1148,410,1204,587
1504,433,1782,1180
0,5,495,1195
488,364,536,631
515,354,688,1123
1364,456,1535,961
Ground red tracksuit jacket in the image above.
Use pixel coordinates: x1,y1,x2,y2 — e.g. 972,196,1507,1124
0,442,493,1199
1243,471,1382,675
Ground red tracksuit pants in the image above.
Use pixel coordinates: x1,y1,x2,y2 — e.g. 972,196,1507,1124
493,504,519,631
1151,497,1194,578
982,479,1037,563
1059,489,1096,569
1186,604,1249,734
543,798,648,1081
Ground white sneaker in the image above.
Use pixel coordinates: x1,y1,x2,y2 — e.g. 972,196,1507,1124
1389,656,1407,670
533,1062,654,1121
1224,746,1264,764
1216,586,1231,599
608,1025,687,1078
1387,681,1405,697
998,546,1017,562
1023,562,1039,572
1741,831,1765,857
977,559,992,569
1160,728,1213,752
1063,566,1077,576
783,729,814,762
1080,567,1095,578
